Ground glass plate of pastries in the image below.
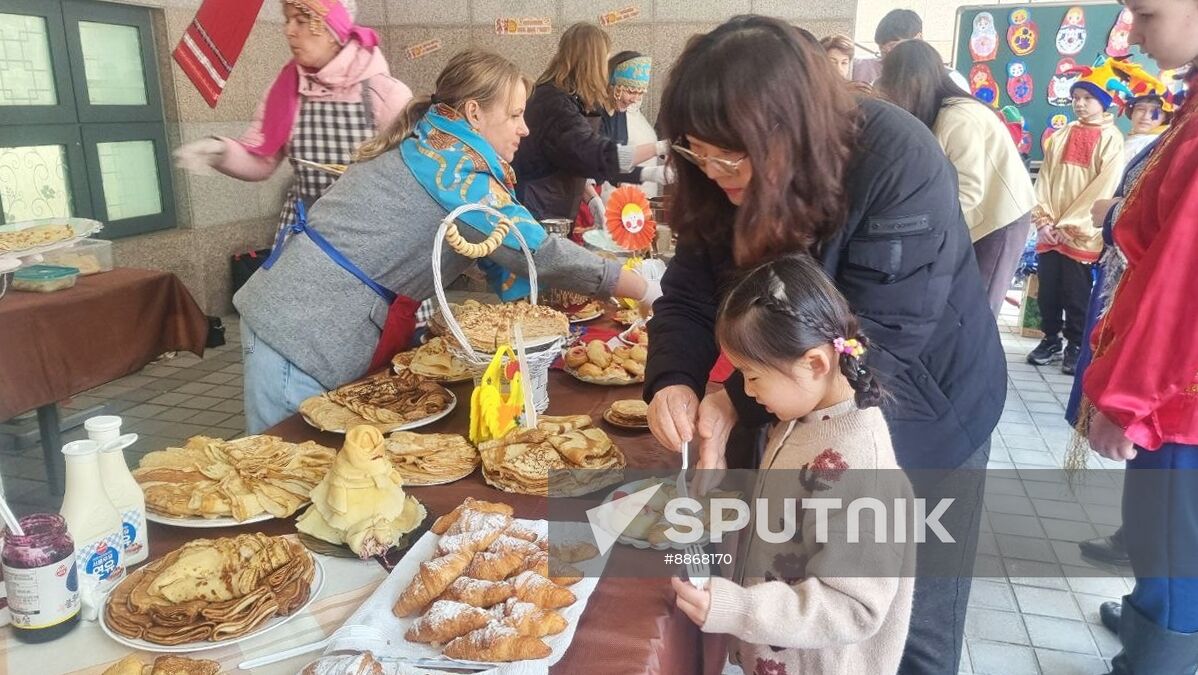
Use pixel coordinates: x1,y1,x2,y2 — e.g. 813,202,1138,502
299,370,457,434
133,435,336,527
101,533,323,652
563,339,645,386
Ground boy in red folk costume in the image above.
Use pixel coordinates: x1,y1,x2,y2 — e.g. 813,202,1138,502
1072,0,1198,672
1026,61,1124,375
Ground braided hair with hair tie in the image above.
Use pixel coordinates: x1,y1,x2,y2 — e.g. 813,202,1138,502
716,254,888,410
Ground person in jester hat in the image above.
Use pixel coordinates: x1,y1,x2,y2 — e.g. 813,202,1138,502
233,50,661,433
1068,0,1198,671
175,0,412,240
1026,58,1125,376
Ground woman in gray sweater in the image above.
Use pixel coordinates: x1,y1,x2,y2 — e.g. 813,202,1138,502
234,50,656,432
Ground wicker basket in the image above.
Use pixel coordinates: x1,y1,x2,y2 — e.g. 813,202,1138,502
431,203,565,413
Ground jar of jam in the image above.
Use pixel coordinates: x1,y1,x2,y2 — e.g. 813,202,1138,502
2,513,80,642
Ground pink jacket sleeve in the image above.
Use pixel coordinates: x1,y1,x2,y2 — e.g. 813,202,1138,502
213,95,287,182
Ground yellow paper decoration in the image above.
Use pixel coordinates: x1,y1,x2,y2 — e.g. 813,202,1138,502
469,345,525,444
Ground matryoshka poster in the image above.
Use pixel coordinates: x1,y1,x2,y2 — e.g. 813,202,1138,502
1007,60,1034,106
1008,9,1039,56
970,64,1001,109
1042,112,1071,153
1047,57,1081,107
1055,6,1087,56
1107,7,1134,57
970,12,999,62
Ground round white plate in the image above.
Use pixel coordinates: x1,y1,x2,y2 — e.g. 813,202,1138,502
304,390,458,434
617,325,649,347
144,510,276,529
100,556,325,654
0,218,103,258
582,228,629,255
597,479,709,551
568,308,604,324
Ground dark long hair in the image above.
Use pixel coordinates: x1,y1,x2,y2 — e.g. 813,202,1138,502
716,254,883,409
658,16,859,266
875,40,971,130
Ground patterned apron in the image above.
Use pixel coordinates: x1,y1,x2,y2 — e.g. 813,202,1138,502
275,80,375,237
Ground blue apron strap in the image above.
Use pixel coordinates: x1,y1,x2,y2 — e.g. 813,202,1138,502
262,199,397,305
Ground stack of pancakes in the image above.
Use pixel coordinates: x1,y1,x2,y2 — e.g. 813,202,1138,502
604,400,649,428
300,370,453,432
432,300,569,353
105,534,315,645
133,435,335,521
478,416,625,496
384,431,480,485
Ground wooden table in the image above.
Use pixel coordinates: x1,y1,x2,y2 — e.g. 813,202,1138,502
0,268,208,493
145,369,726,674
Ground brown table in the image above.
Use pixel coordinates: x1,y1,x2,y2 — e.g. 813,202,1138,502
147,369,726,674
0,267,208,493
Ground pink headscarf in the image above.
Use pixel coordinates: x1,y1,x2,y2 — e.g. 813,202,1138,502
247,0,380,157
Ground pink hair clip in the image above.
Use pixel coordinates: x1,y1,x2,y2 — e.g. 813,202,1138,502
833,337,866,358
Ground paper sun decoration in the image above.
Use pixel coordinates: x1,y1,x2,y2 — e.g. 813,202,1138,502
605,186,657,251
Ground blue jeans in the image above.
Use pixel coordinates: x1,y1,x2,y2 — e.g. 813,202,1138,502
240,321,325,434
1124,443,1198,633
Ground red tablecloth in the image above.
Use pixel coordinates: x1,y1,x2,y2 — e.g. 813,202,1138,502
0,268,208,420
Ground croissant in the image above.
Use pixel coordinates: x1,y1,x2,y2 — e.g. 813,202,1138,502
491,598,568,637
445,510,513,537
511,570,576,609
503,522,543,544
443,623,552,662
393,550,473,617
438,576,514,608
520,550,549,578
550,541,599,564
548,561,583,587
463,549,527,581
405,600,491,643
432,499,514,535
435,528,503,557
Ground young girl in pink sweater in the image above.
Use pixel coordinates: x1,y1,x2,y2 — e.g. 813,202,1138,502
672,254,915,675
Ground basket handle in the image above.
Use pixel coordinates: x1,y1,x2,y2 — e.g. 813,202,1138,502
432,203,539,360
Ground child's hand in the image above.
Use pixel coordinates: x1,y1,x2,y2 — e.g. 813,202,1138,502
671,576,712,626
1037,225,1060,246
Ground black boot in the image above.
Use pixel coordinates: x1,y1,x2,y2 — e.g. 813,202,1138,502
1062,343,1081,375
1106,596,1198,674
1027,336,1063,366
1080,527,1131,569
1100,601,1121,634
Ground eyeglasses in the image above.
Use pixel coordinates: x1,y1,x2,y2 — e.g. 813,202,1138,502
670,143,747,177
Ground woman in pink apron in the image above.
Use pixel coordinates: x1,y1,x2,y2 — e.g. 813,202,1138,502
175,0,411,236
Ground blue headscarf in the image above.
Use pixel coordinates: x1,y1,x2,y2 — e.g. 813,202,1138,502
401,103,546,301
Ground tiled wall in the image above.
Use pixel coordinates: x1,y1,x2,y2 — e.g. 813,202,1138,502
107,0,855,314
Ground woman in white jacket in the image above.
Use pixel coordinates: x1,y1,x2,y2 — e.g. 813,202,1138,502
876,39,1036,316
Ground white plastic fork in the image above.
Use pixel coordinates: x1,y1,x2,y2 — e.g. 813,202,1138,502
685,543,710,590
237,624,387,670
676,440,690,503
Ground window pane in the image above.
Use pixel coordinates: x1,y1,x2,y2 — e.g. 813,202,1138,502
78,21,147,106
0,145,72,222
96,140,160,220
0,13,58,106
